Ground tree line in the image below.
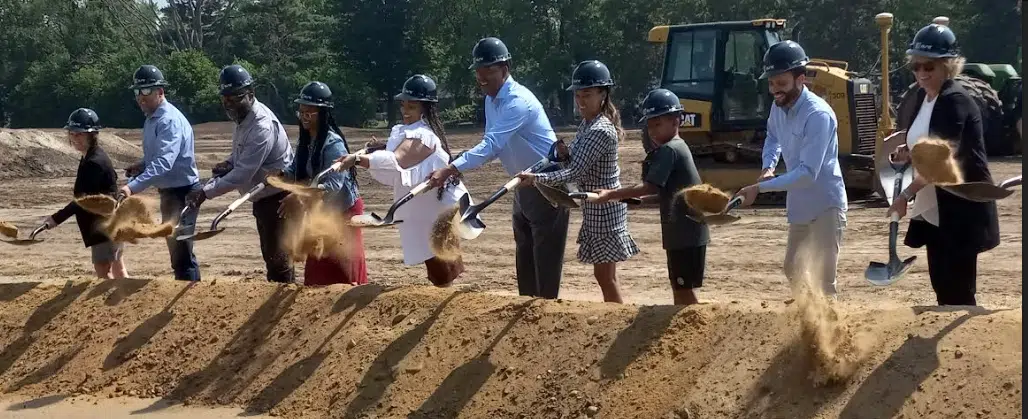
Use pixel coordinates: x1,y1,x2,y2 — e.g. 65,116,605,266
0,0,1020,130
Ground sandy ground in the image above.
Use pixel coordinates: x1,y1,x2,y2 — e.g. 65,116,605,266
0,124,1021,417
0,394,270,418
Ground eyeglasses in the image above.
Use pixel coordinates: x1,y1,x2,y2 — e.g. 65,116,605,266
296,110,318,120
909,62,936,73
134,87,156,97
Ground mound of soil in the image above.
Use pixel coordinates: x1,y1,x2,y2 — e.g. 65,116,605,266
0,129,141,180
0,279,1020,418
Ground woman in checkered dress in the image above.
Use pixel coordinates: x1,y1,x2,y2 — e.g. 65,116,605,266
517,60,639,303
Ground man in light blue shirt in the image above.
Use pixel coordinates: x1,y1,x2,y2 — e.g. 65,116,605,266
735,41,848,297
426,37,570,299
120,65,202,281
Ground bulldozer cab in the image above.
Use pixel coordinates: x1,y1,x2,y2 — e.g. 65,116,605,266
648,19,785,133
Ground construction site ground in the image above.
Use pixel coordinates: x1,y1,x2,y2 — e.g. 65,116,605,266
0,124,1021,418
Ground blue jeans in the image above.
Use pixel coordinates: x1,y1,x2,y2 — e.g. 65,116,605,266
160,183,201,281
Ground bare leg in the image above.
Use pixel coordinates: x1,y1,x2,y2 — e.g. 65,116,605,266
593,262,624,303
110,259,128,279
93,263,113,279
673,289,699,306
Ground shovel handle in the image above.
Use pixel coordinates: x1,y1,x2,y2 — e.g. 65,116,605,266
723,195,743,213
29,224,48,240
887,212,901,259
382,181,435,220
999,175,1022,189
310,163,342,187
227,183,265,212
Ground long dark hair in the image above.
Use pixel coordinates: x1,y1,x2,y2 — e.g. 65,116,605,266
599,87,625,141
422,102,460,200
296,108,357,185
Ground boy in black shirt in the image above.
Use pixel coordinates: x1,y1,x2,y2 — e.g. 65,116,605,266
591,89,709,305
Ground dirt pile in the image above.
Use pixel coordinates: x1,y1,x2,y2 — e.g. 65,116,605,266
0,129,141,179
430,204,462,261
101,196,173,243
0,221,17,239
0,279,1020,418
282,198,359,263
681,184,732,214
912,137,964,185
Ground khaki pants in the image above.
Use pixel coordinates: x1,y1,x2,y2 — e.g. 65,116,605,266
784,208,847,297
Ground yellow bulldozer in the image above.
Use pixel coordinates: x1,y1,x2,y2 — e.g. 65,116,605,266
645,14,906,202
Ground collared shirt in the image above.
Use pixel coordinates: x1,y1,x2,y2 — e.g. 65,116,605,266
759,86,848,224
203,99,293,202
127,100,200,193
450,76,558,176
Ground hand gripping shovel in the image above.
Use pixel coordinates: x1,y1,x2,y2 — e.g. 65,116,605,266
455,141,567,240
350,181,434,228
939,174,1022,203
0,224,49,246
176,182,266,241
865,163,917,286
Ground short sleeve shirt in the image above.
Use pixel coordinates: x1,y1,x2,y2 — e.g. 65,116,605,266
642,138,710,249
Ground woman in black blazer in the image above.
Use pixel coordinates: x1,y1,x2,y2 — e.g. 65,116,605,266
889,24,1000,306
45,108,129,279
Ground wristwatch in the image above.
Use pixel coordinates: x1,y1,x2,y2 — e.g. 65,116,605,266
899,190,912,201
354,153,362,165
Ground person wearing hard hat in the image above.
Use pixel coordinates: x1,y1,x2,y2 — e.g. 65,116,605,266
336,74,471,287
45,108,128,279
888,24,999,306
425,37,570,299
187,64,295,283
516,60,639,304
734,40,848,299
120,64,202,281
590,88,709,306
279,81,368,286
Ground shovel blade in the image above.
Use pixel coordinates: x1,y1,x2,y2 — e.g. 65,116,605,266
0,238,44,246
864,262,893,285
535,183,580,209
703,214,741,226
456,219,485,240
177,228,224,241
940,182,1015,202
864,256,917,286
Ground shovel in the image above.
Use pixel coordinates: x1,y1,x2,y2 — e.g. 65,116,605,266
350,181,435,228
939,174,1022,203
684,195,744,226
865,163,917,286
0,224,49,246
176,182,266,241
454,141,568,240
565,192,645,206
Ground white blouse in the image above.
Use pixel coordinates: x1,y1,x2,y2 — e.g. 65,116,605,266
906,95,940,226
365,119,471,265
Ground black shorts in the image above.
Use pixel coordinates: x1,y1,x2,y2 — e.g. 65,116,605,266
666,246,706,290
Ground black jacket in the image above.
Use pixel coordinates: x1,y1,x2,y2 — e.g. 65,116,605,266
51,143,119,247
896,78,1000,253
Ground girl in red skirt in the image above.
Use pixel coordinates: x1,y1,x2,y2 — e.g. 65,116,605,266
281,81,368,286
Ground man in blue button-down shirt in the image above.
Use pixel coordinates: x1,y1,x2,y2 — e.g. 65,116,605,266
735,41,848,297
120,65,203,281
426,37,570,299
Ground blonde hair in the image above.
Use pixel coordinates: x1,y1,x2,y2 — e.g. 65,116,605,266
906,54,966,79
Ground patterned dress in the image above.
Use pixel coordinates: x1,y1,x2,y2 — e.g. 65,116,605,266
536,115,639,264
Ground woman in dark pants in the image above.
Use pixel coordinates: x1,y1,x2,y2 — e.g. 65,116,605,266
45,108,129,279
889,24,1000,306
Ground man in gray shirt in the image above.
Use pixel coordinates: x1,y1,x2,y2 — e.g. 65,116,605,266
186,64,295,283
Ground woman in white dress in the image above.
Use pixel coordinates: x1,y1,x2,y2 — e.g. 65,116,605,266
335,74,469,287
